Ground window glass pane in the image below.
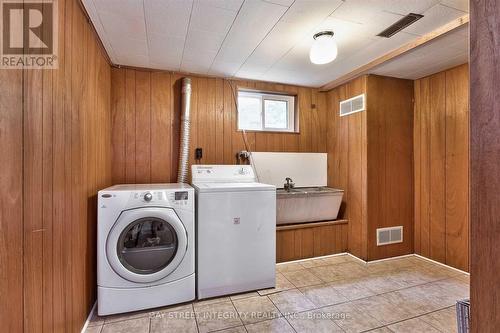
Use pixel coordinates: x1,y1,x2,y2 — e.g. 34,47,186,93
264,99,288,129
238,96,262,130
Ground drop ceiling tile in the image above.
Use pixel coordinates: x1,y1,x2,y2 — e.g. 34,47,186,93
148,33,184,69
237,0,343,77
260,68,301,85
374,0,440,15
148,34,185,54
209,0,288,76
184,29,227,53
330,1,406,35
83,0,470,87
96,1,147,58
180,60,214,74
371,53,429,76
440,0,469,12
98,11,146,41
94,0,144,19
115,54,150,68
109,35,149,59
178,1,239,74
426,41,468,58
370,26,468,80
237,21,307,66
263,66,327,86
411,52,468,78
265,0,295,6
190,2,238,34
208,61,241,77
411,34,467,59
452,23,469,37
357,31,417,57
203,0,244,11
145,0,193,37
149,60,182,71
181,48,218,74
432,31,468,50
314,59,354,84
235,68,267,81
279,0,342,24
241,24,296,64
402,4,466,36
182,48,218,64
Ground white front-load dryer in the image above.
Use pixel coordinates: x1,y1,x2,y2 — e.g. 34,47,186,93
97,184,195,316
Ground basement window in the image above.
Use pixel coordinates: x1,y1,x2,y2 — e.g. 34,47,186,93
237,90,297,132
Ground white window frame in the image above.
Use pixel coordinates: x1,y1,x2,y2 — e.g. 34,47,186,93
237,90,297,133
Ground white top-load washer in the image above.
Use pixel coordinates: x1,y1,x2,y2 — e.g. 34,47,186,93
192,165,276,299
97,184,195,315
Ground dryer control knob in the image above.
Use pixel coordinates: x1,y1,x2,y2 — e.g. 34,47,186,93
144,192,153,202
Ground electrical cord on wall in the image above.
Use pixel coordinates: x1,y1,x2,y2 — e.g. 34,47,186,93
226,79,261,183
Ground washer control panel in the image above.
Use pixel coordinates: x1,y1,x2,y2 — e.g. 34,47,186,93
100,184,194,212
133,191,167,202
130,190,190,207
192,165,256,183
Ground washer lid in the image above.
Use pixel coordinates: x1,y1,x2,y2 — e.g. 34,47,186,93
192,182,275,193
106,207,188,284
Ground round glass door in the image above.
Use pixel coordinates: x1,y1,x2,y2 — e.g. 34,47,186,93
106,207,188,284
117,217,178,275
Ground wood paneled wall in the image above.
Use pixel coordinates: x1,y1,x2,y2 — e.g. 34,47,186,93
326,76,367,259
366,75,414,260
414,64,469,272
110,68,327,184
0,0,112,332
470,0,500,329
326,75,414,261
0,59,24,333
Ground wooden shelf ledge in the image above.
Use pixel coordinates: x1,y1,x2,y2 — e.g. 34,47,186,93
276,219,348,231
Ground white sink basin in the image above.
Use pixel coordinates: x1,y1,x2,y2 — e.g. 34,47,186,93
276,187,344,225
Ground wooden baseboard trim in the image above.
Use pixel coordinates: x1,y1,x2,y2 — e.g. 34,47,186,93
347,253,470,275
413,254,470,275
277,252,350,265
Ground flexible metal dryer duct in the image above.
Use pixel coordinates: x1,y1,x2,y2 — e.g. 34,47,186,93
177,77,191,183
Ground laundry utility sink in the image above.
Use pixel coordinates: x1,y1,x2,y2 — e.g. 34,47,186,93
276,187,344,225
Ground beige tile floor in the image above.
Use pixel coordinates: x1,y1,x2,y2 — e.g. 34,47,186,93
86,255,468,333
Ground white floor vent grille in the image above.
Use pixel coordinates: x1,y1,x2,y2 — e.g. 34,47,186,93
377,226,403,246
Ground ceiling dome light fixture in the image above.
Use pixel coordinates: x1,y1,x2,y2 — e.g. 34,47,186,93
309,31,337,65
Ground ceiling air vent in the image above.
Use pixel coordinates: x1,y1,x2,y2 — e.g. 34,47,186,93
340,94,365,117
377,226,403,246
377,13,424,38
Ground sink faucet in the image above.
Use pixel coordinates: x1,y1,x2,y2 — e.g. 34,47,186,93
284,177,295,192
